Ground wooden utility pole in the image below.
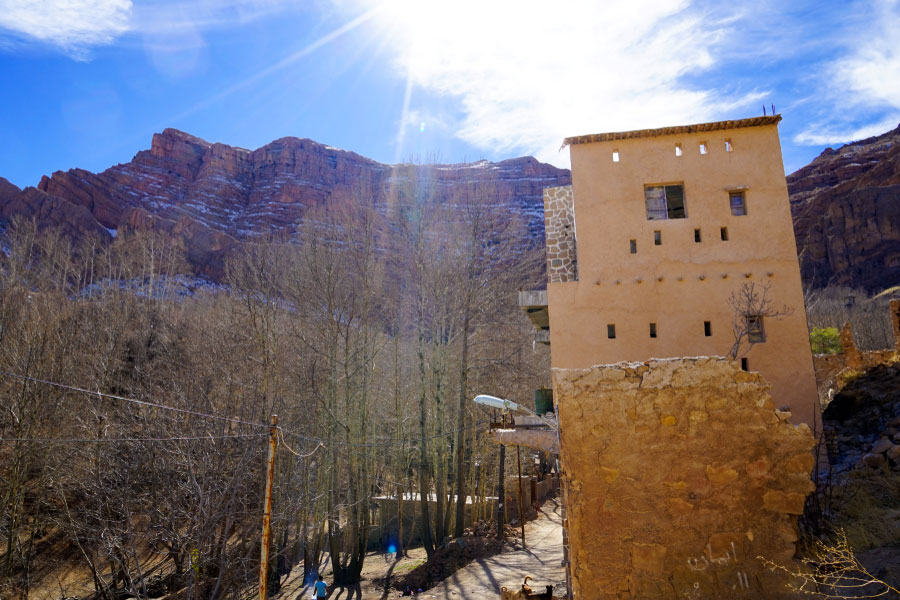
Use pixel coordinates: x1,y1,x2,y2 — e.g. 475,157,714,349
516,445,525,547
259,414,278,600
497,443,505,539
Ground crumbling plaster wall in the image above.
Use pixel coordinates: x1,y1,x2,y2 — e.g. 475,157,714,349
554,358,816,599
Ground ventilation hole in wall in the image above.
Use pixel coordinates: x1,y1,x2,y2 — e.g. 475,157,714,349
607,324,616,339
675,144,683,157
741,358,749,371
725,140,733,152
699,142,708,155
694,228,701,243
649,323,657,338
612,150,620,162
654,230,661,245
704,321,712,336
720,227,729,241
630,239,637,254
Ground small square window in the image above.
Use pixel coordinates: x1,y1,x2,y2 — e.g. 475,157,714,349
725,140,733,152
607,324,616,339
694,229,701,243
704,321,712,336
630,239,637,254
747,315,765,343
741,357,749,371
720,227,729,241
730,191,747,216
649,323,657,338
699,142,708,155
612,150,620,162
644,184,686,220
654,230,662,245
675,144,682,157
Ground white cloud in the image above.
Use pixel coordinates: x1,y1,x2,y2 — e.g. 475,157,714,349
794,115,900,147
795,0,900,146
832,0,900,110
0,0,132,51
0,0,302,56
356,0,763,166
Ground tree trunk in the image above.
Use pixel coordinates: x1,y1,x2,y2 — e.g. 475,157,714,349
453,307,471,537
497,444,505,539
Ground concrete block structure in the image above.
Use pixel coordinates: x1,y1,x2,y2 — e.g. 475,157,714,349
544,116,820,427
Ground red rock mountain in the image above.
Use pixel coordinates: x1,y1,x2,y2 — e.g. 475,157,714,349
5,125,900,290
789,124,900,291
0,129,571,278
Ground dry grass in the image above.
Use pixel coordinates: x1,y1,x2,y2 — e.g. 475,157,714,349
833,470,900,552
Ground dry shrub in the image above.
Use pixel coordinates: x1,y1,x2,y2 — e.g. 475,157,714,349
762,531,899,598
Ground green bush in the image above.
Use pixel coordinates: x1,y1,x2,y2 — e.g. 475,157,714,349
810,326,842,355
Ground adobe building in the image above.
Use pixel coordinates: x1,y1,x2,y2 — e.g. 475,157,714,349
539,115,820,428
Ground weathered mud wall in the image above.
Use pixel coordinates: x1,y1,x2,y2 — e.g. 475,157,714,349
554,358,816,599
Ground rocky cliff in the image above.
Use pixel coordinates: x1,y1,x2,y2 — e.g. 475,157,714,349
0,129,571,278
7,124,900,289
788,124,900,291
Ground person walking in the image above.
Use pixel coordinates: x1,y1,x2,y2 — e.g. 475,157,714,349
314,575,328,599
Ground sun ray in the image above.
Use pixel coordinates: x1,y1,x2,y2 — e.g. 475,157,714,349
165,4,385,126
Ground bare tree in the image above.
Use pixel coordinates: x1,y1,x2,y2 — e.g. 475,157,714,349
727,281,794,360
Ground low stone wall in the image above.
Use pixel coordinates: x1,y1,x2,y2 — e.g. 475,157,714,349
812,319,899,402
554,358,816,599
502,475,560,522
370,495,496,549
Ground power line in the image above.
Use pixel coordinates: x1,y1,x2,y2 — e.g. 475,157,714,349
280,419,489,448
1,370,492,449
1,433,268,444
0,371,270,429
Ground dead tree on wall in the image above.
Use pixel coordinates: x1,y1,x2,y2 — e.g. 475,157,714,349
727,281,794,360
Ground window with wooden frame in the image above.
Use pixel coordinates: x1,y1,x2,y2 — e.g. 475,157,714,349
730,191,747,216
644,184,686,220
747,315,765,343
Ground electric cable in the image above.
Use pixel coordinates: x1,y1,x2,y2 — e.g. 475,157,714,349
0,371,270,429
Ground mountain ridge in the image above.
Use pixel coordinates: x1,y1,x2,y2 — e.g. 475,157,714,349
1,129,571,278
4,125,900,290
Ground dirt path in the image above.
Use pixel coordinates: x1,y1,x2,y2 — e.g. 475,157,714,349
277,499,565,600
419,499,566,599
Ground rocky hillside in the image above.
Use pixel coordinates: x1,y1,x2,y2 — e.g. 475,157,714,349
0,129,571,278
789,124,900,291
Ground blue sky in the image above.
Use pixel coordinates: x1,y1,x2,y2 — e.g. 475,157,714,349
0,0,898,189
